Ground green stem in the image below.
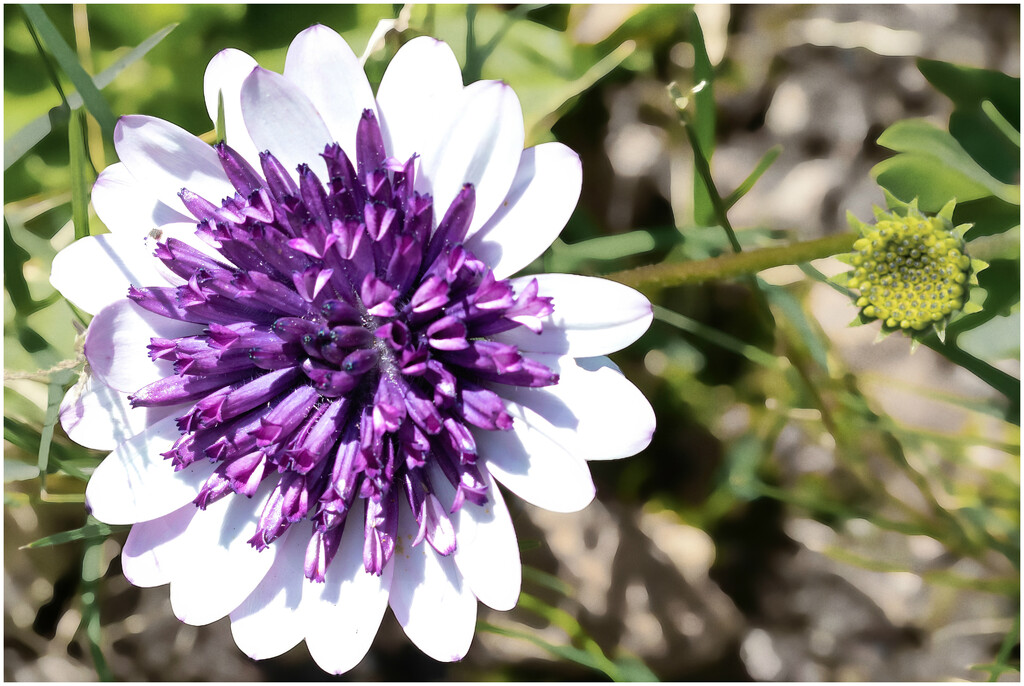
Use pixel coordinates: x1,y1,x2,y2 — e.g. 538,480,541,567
605,233,857,292
671,85,740,253
463,4,480,83
921,336,1020,423
988,614,1021,682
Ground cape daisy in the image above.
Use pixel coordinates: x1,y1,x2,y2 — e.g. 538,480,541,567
51,25,655,674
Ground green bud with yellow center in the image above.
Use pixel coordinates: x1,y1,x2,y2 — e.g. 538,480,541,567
834,195,987,342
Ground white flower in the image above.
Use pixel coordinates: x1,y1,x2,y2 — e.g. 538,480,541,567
51,25,655,674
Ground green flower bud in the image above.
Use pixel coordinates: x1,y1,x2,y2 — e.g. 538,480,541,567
835,197,985,342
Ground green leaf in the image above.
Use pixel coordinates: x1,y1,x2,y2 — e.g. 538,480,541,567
4,22,177,169
69,108,92,240
724,145,781,209
876,119,1019,205
526,40,635,142
80,532,114,680
983,99,1021,149
950,107,1020,186
215,89,226,143
917,58,1020,185
688,9,716,225
23,520,127,549
872,153,995,211
21,4,117,138
723,433,764,500
955,196,1020,239
522,564,573,597
36,371,68,491
763,281,832,372
611,656,661,682
917,58,1019,127
655,305,781,370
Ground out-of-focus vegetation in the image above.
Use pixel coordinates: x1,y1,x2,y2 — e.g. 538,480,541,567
5,4,1019,681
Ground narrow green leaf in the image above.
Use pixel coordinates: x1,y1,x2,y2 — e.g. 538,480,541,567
655,305,781,370
80,531,114,680
725,145,781,209
69,108,92,240
215,89,227,143
528,40,636,141
762,282,831,372
5,417,88,477
687,9,716,225
37,375,63,491
611,656,661,682
982,99,1021,149
480,622,608,675
23,520,126,549
5,23,177,169
522,564,573,597
21,4,116,138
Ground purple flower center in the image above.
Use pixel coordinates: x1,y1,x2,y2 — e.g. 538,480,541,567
126,110,557,581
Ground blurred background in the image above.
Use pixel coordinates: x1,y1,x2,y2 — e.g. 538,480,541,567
5,4,1020,681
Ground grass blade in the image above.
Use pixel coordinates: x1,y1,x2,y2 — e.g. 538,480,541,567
36,375,63,492
982,99,1021,148
21,4,116,138
69,108,93,240
655,304,781,370
5,22,177,168
80,531,114,680
23,519,126,549
688,9,716,226
725,145,782,209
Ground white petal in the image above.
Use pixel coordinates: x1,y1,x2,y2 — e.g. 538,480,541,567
478,370,597,513
390,499,477,662
495,274,653,357
59,374,179,451
375,36,463,164
91,163,193,234
114,115,235,212
204,48,261,164
418,80,525,236
303,504,393,674
85,414,214,525
121,504,197,587
431,465,521,611
85,299,200,394
169,478,281,626
50,232,171,315
499,356,655,462
240,67,333,181
229,527,307,660
283,25,375,163
465,143,581,277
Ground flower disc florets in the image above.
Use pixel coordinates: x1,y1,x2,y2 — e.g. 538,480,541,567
126,109,557,581
840,198,982,337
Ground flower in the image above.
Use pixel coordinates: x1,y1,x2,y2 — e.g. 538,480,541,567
51,26,655,674
837,195,985,342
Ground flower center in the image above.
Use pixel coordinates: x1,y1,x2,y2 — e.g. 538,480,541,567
848,212,971,330
126,110,557,581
